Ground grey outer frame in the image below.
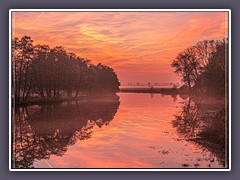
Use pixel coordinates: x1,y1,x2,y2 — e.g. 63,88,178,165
0,0,239,179
8,9,231,172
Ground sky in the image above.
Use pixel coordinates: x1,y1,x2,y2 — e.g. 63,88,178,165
12,11,228,85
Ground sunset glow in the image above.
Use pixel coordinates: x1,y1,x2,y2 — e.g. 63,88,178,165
12,11,228,84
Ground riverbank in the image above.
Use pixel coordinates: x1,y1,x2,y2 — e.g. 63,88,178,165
14,93,120,107
120,86,189,95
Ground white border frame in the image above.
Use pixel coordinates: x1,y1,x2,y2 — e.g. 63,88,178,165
9,9,231,171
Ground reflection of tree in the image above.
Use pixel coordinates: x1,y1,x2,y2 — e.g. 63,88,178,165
172,96,227,166
171,94,177,102
12,96,120,168
172,98,202,138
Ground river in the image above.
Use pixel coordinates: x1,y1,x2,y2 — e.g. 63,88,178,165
12,93,227,169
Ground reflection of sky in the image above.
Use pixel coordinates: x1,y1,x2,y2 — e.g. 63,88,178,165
13,12,228,84
34,93,222,168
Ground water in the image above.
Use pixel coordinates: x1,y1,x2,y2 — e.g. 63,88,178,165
12,93,226,169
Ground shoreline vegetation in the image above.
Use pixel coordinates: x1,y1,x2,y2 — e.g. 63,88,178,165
15,87,187,107
12,35,192,107
15,86,188,106
120,85,189,95
13,36,227,107
13,36,120,107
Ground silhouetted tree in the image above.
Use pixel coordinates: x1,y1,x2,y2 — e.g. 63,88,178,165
90,63,120,93
198,39,228,97
171,38,227,96
171,47,200,90
12,36,120,103
12,36,34,101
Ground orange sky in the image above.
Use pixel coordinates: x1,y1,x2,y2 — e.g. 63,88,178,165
12,11,228,85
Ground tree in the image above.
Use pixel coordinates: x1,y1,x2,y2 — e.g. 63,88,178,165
90,63,120,93
171,39,227,96
73,57,91,97
200,39,227,97
13,36,121,103
31,44,50,98
171,47,200,90
193,40,217,68
12,36,34,101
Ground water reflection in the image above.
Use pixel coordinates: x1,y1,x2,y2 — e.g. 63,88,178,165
12,93,227,168
172,96,227,166
12,96,120,168
172,97,202,138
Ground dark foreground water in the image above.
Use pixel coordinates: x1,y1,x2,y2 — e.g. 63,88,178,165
12,93,227,168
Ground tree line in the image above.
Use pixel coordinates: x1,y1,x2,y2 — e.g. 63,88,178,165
171,39,228,97
12,36,120,102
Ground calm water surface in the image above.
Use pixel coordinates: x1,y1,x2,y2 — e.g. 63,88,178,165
13,93,225,168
